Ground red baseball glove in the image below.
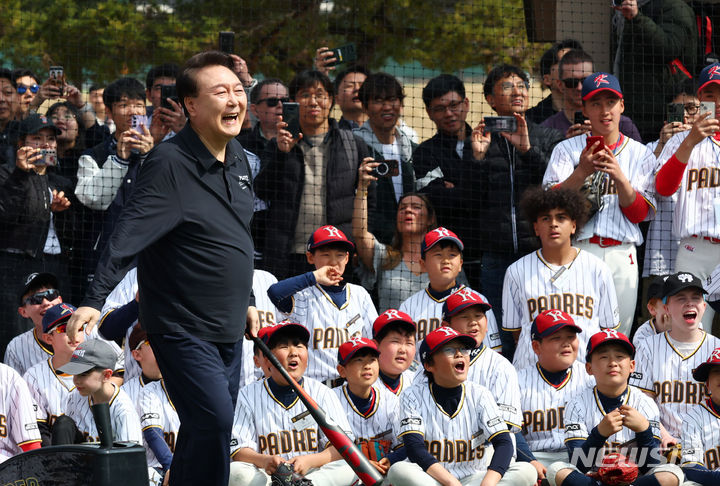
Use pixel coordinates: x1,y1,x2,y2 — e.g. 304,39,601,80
596,453,639,486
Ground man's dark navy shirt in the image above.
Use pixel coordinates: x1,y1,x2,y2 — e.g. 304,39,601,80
83,124,255,343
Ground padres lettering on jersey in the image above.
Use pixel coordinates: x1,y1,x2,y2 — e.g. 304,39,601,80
682,400,720,470
526,293,595,320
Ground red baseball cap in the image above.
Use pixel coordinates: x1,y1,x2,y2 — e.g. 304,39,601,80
692,347,720,382
586,329,634,358
306,225,355,253
258,320,310,346
419,327,476,364
442,288,491,321
372,309,416,339
338,337,379,366
530,309,582,341
421,227,464,258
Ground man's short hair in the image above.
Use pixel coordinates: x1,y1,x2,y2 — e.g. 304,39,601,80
483,64,528,98
250,77,287,105
666,78,697,103
288,70,335,101
146,63,180,89
357,72,404,108
103,77,146,109
0,68,14,86
538,39,583,77
11,68,38,85
558,50,594,77
422,74,466,108
177,51,236,114
520,186,589,229
333,65,370,93
88,83,104,93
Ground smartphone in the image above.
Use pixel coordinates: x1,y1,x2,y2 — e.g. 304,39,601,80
34,149,57,167
327,43,357,67
700,101,716,118
574,111,587,125
370,159,400,178
611,0,623,5
219,31,235,54
49,66,65,96
586,135,605,154
161,85,178,110
666,103,685,123
483,116,517,133
282,102,301,138
131,114,149,137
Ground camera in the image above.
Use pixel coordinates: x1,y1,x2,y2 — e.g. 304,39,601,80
35,149,57,167
160,85,178,110
666,103,685,124
370,159,399,178
219,31,235,54
327,43,358,67
483,116,517,133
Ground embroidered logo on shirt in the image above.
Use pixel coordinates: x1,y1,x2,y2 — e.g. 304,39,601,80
238,175,250,190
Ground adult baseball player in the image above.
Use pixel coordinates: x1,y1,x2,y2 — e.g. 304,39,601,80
543,73,657,336
0,363,41,462
503,248,620,370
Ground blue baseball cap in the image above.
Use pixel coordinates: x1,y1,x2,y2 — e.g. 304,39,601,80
42,303,76,333
698,63,720,93
582,72,623,101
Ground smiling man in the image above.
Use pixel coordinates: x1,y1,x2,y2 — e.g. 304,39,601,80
67,51,258,486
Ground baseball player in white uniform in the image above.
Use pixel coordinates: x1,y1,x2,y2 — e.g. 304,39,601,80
229,321,356,486
372,310,420,396
543,73,657,336
504,186,620,370
387,327,536,486
0,362,41,462
681,348,720,485
632,275,671,349
138,378,180,482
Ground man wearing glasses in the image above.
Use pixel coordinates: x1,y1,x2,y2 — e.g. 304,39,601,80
541,50,641,143
11,69,40,121
0,69,16,165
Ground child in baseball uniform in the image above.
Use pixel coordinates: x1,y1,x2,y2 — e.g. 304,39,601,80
372,309,418,395
630,272,720,448
23,303,85,445
0,363,41,462
503,186,619,370
632,275,672,348
388,326,536,486
229,320,356,486
52,339,142,445
333,337,402,476
548,330,682,486
122,322,162,406
518,310,591,468
543,73,657,336
399,227,501,350
268,225,378,384
681,347,720,485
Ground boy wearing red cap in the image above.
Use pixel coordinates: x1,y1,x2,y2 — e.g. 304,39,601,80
389,326,536,486
372,309,419,395
548,330,682,486
229,321,356,486
268,225,378,384
681,347,720,485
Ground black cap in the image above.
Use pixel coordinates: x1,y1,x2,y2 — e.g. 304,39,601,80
19,114,60,136
18,272,59,305
647,275,669,301
662,272,707,299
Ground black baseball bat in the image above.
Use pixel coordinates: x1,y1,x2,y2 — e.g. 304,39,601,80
251,336,383,486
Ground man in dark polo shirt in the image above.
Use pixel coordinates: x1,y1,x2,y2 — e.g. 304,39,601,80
66,51,258,486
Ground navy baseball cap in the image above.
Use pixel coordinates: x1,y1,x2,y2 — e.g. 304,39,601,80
307,225,355,253
18,272,59,305
42,303,76,333
442,288,491,322
692,347,720,382
698,63,720,93
530,309,582,341
582,72,623,101
338,337,379,366
586,329,634,359
662,272,707,299
58,339,119,375
258,320,310,346
647,275,669,301
19,114,61,136
419,327,476,365
421,227,464,258
372,309,416,339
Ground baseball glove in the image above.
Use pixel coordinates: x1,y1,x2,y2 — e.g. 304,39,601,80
596,453,638,486
359,438,392,461
664,443,682,465
579,170,605,220
270,462,313,486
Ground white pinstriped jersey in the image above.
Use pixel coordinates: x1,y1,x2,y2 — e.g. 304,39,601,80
239,270,281,388
397,380,510,478
564,385,661,449
518,362,592,452
285,284,378,382
63,384,142,444
503,249,620,370
23,358,74,425
4,328,124,377
0,363,41,461
681,400,720,469
399,286,502,351
706,263,720,305
332,384,400,449
656,132,720,239
630,331,720,437
138,380,180,469
543,133,657,243
374,366,418,396
230,377,354,459
100,267,140,381
122,374,151,407
632,319,660,349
